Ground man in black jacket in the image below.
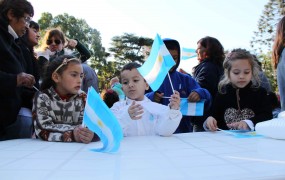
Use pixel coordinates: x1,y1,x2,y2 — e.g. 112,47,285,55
0,0,35,140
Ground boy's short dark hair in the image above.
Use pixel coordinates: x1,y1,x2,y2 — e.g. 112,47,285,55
121,62,141,72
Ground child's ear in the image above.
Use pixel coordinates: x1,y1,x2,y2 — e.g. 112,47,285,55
52,72,60,83
145,83,150,90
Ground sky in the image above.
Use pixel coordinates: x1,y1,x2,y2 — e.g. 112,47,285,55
29,0,268,71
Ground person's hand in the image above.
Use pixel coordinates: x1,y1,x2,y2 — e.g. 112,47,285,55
169,91,180,110
128,101,143,120
66,39,78,49
227,121,250,130
73,126,94,144
154,91,164,103
188,91,200,102
206,116,218,131
17,72,35,88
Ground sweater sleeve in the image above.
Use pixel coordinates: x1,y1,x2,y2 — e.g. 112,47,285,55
211,94,229,130
156,108,182,136
75,40,91,63
250,88,273,125
33,92,78,142
110,101,133,136
186,76,212,110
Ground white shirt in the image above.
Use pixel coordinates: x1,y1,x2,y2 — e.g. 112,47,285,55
111,96,182,137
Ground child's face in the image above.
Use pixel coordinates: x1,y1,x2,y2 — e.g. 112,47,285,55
54,63,83,96
229,59,252,88
121,68,149,101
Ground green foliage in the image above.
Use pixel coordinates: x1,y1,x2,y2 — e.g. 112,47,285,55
250,0,285,53
37,12,111,91
37,13,153,91
258,53,278,92
251,0,285,93
108,33,153,71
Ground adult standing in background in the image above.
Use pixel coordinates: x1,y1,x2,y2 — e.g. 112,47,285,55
18,20,41,138
37,28,99,92
0,0,35,140
192,36,225,131
193,36,225,98
272,16,285,111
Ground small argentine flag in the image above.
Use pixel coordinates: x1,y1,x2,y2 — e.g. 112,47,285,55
83,87,123,153
180,98,204,116
138,34,175,91
181,48,197,60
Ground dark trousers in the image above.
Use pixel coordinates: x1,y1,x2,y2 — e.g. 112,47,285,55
0,115,33,141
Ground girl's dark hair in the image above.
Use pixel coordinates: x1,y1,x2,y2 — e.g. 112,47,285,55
40,55,81,90
102,89,119,108
0,0,34,22
197,36,225,65
29,20,39,31
21,20,39,51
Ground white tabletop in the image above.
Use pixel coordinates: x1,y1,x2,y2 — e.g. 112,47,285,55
1,132,285,180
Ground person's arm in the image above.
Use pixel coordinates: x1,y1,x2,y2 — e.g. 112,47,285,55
33,92,78,142
74,39,91,63
150,91,182,136
250,88,273,125
210,93,229,130
156,107,182,136
110,101,133,136
186,76,212,111
194,63,222,98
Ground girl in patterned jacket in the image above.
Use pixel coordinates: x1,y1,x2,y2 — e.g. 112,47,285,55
204,49,272,131
33,55,95,143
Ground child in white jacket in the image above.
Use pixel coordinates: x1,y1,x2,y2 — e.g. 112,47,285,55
111,62,182,137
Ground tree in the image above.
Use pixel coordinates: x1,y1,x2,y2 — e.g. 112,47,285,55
250,0,285,53
250,0,285,93
108,33,153,70
258,52,278,92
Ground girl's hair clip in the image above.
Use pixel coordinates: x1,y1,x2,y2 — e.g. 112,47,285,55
53,58,80,74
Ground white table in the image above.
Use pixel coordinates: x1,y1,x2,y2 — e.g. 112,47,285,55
1,132,285,180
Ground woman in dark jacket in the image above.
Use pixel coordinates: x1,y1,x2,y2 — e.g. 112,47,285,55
0,0,35,140
17,21,41,138
192,36,225,131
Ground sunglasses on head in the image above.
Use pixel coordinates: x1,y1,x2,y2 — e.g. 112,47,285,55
46,39,61,45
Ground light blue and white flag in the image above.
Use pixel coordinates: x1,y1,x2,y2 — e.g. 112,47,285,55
180,98,204,116
181,48,197,60
138,34,175,91
83,87,123,153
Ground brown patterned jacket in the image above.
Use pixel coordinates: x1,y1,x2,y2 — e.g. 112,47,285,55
33,87,86,142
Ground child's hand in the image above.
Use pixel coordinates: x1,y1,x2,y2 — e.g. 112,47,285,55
128,101,144,120
227,121,250,130
188,91,201,102
169,91,180,110
206,116,218,131
154,91,164,103
73,126,94,144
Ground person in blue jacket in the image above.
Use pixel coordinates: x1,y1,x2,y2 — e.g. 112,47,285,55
146,39,211,133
